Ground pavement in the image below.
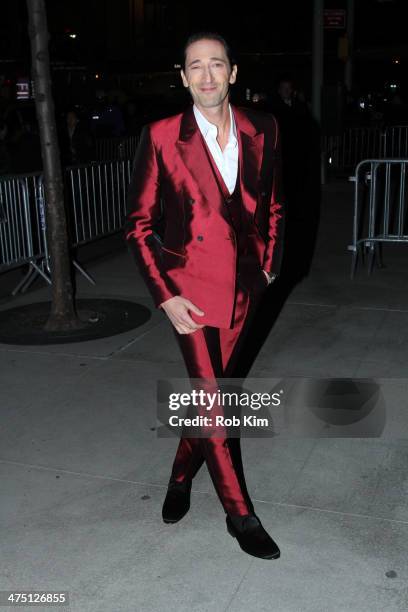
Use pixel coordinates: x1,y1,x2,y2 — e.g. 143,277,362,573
1,179,408,612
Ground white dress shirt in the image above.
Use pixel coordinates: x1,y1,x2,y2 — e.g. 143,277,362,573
193,104,238,194
193,104,275,285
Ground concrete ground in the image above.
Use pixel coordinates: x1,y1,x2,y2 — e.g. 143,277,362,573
1,180,408,612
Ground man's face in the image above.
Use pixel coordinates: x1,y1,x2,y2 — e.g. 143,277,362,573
181,38,237,110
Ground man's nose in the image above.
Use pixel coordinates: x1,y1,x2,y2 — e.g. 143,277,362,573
202,67,214,81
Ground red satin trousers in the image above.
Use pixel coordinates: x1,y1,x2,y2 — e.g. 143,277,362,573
169,274,264,516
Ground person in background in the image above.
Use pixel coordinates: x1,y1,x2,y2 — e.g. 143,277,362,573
64,108,95,165
6,108,42,174
268,75,320,284
124,100,141,136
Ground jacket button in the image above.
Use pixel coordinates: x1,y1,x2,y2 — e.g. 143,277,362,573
225,197,233,204
197,235,204,241
188,198,195,204
261,191,267,197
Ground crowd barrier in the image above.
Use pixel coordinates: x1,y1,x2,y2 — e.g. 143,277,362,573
324,125,408,172
0,159,133,294
386,126,408,158
67,160,133,245
95,135,140,161
348,158,408,278
0,174,51,289
92,125,408,169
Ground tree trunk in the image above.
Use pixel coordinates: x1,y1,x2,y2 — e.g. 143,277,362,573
26,0,81,331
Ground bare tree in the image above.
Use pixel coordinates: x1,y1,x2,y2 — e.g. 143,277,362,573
26,0,81,331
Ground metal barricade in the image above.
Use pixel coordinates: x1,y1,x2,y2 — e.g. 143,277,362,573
66,159,133,245
325,126,408,174
1,159,134,294
384,125,408,158
32,176,96,291
95,135,140,161
348,159,408,278
324,127,385,172
1,174,40,271
0,173,54,294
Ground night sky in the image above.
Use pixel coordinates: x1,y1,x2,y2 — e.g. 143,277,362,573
1,0,407,57
0,0,407,96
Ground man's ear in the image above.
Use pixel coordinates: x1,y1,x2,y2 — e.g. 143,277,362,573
229,64,238,85
180,70,189,88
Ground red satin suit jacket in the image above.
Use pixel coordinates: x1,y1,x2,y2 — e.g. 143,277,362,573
125,104,285,329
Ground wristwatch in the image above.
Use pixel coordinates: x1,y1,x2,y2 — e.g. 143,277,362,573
262,270,277,285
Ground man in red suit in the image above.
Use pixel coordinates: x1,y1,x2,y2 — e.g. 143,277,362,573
125,32,285,559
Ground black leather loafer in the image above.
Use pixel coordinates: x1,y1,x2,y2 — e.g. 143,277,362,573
162,479,192,524
226,514,280,559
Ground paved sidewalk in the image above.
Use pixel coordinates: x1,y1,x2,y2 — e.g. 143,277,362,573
1,180,407,612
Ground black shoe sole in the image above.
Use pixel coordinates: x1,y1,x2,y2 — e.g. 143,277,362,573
162,503,190,524
226,518,280,560
162,517,182,524
162,513,187,524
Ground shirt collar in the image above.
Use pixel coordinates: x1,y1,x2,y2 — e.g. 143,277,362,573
193,104,237,146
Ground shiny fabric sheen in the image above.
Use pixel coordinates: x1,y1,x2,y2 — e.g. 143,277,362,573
125,105,285,329
124,104,284,516
170,278,263,516
169,170,266,517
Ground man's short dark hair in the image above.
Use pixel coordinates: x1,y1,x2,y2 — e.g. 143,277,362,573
182,32,236,71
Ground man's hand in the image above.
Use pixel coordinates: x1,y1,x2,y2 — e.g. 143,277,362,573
159,296,205,334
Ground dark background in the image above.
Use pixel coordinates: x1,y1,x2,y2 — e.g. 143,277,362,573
0,0,407,140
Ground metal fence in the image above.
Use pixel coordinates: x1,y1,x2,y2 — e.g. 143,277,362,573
324,125,408,172
0,174,45,267
67,160,133,245
95,135,140,161
348,158,408,277
385,126,408,158
0,159,133,293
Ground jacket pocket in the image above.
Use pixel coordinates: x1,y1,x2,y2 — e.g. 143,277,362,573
161,246,186,258
161,246,187,270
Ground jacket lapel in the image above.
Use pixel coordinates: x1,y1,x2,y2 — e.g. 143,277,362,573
176,106,225,215
176,104,264,218
232,106,264,216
